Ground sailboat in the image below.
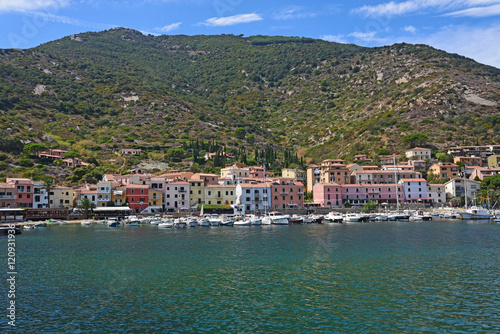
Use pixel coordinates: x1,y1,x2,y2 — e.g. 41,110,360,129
457,175,492,220
388,156,410,221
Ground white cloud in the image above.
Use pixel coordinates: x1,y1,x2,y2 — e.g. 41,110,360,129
24,10,115,30
353,0,451,17
201,13,262,27
348,31,384,42
0,0,69,12
320,34,348,43
403,25,417,33
444,3,500,16
404,24,500,68
274,6,317,20
158,22,182,32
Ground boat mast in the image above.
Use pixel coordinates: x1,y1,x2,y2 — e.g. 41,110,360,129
394,155,399,212
463,167,467,209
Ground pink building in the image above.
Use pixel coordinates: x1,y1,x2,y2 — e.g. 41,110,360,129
0,183,17,208
270,178,304,210
342,184,404,206
249,166,268,179
6,178,33,208
313,183,342,207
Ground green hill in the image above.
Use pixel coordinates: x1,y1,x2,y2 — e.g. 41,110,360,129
1,27,499,169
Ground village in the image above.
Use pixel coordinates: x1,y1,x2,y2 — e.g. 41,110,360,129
2,145,500,220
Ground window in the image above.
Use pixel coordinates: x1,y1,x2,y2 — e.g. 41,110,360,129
246,189,250,194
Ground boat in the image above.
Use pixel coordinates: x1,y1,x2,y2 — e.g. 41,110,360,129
234,218,251,226
248,215,262,225
107,218,120,227
35,221,48,227
80,220,93,226
323,211,343,224
205,214,222,227
198,217,211,227
458,206,493,220
173,219,187,228
288,214,303,224
158,220,174,228
219,215,234,226
302,216,314,224
184,217,199,227
261,212,289,225
344,213,367,223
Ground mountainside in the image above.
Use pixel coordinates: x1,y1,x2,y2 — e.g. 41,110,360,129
1,27,499,165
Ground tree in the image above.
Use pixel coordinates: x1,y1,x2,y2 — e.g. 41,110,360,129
436,152,453,163
235,127,246,139
77,197,96,219
42,177,55,208
480,174,500,190
402,133,429,148
246,134,255,144
23,143,48,156
362,200,378,212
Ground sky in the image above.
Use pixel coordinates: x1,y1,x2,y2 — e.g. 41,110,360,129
0,0,500,68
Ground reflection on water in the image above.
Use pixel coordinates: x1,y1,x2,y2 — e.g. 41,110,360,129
2,221,500,333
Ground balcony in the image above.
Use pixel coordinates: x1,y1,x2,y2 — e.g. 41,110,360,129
0,195,16,199
178,189,187,193
279,191,289,195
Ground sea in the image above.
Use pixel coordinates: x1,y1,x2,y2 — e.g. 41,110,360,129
2,220,500,333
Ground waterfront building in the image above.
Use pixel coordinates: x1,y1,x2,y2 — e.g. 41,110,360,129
96,181,113,207
32,181,49,208
165,181,190,211
444,178,480,200
204,184,236,206
427,184,446,204
454,156,482,167
269,178,304,210
235,183,271,215
312,183,342,207
405,147,431,160
342,184,404,206
428,162,459,180
126,184,149,212
148,188,163,212
189,179,205,207
7,178,33,208
50,186,74,209
0,183,16,208
399,178,429,203
111,187,127,206
351,170,423,185
221,164,249,178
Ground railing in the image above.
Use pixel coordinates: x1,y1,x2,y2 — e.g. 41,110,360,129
0,195,16,199
279,191,289,195
178,189,187,193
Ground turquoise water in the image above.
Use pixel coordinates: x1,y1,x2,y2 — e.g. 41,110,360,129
2,221,500,333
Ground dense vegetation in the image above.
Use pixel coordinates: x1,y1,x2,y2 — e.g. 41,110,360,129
0,27,499,180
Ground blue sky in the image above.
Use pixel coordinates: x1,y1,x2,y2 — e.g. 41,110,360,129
1,0,499,68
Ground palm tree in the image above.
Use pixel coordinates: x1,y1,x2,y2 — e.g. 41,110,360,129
78,197,96,219
42,177,55,208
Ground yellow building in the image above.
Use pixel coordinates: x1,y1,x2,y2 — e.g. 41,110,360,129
111,187,127,207
148,188,163,211
204,185,236,206
189,179,205,207
282,168,306,184
220,165,249,178
50,186,74,209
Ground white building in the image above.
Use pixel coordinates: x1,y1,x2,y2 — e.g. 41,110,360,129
235,183,271,215
444,178,480,200
32,182,49,208
399,178,429,202
427,184,446,204
405,147,432,160
96,181,113,207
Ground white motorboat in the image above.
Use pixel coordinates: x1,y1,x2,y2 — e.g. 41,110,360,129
198,218,211,227
184,218,199,227
324,211,343,224
35,221,48,227
158,220,174,228
234,219,251,226
262,212,289,225
205,214,222,226
173,219,187,228
107,218,120,227
80,220,93,226
344,213,363,223
248,215,262,225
